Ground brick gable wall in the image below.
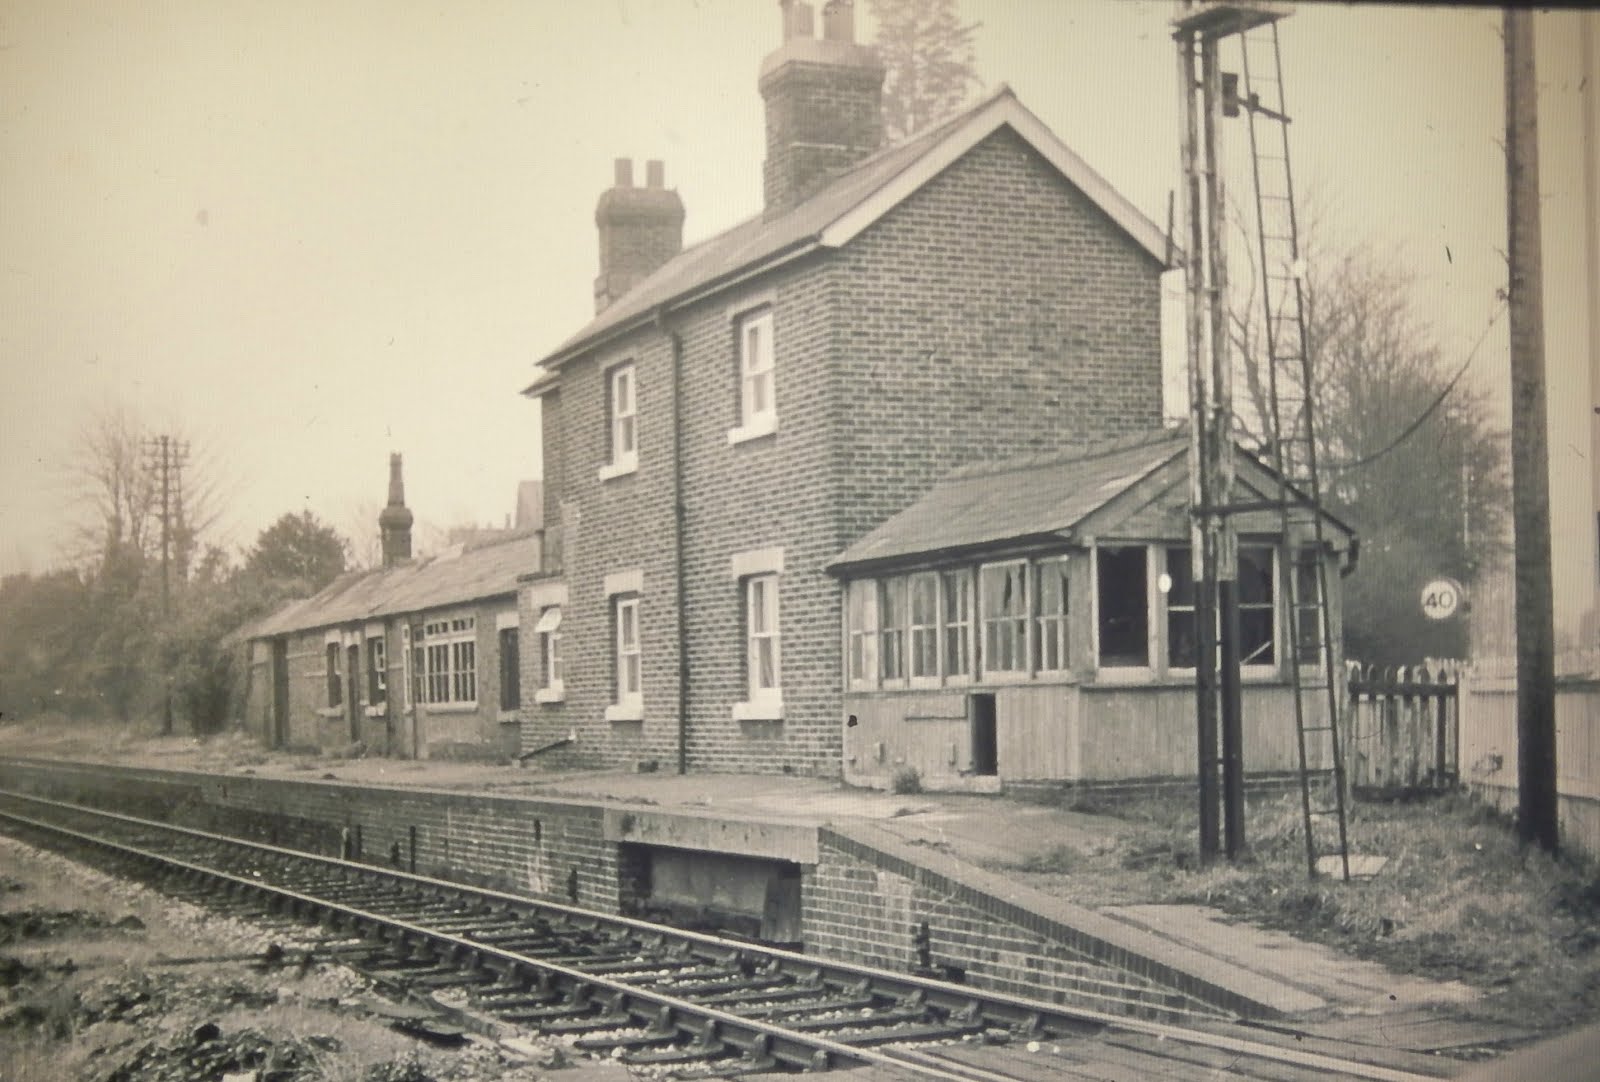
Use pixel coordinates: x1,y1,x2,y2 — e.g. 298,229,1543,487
829,126,1164,550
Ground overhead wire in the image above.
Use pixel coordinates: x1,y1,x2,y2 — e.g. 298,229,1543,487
1322,298,1508,474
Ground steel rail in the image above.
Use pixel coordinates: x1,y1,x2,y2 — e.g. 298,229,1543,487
0,787,1453,1082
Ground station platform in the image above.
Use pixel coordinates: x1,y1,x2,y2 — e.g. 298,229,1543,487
0,726,1483,1032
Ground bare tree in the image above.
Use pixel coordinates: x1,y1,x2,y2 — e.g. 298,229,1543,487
1226,231,1509,664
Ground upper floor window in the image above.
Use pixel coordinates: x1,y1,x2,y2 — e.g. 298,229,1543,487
729,309,777,444
607,363,637,474
740,310,774,424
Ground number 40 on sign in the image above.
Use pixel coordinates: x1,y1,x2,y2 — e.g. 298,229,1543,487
1420,577,1465,621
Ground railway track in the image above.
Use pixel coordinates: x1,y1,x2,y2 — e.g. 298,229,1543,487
0,787,1462,1081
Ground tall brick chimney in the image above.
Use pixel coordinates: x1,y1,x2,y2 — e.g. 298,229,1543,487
378,453,413,568
759,0,885,216
593,157,685,313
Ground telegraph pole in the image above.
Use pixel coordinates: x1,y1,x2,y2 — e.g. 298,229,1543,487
1503,9,1559,854
144,434,190,736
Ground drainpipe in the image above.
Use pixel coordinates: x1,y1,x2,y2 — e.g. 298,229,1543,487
657,305,690,774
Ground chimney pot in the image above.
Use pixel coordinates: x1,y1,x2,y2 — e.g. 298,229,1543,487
646,159,664,188
613,157,634,187
822,0,854,42
783,0,815,41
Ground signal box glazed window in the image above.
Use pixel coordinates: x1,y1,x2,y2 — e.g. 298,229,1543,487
1096,546,1148,668
979,561,1027,675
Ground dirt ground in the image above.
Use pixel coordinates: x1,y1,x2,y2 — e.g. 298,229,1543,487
0,833,655,1082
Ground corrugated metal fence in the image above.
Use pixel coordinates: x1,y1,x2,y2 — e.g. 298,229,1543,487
1345,661,1461,792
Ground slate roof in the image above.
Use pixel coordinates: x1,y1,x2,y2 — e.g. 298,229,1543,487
524,86,1170,388
827,428,1358,575
247,532,540,639
828,429,1189,573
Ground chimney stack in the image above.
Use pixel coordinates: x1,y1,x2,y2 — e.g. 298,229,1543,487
378,453,414,568
593,156,685,313
759,0,885,216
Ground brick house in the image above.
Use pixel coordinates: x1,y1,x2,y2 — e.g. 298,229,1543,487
243,455,538,759
518,0,1184,778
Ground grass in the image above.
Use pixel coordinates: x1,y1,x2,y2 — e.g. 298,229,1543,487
995,788,1600,1032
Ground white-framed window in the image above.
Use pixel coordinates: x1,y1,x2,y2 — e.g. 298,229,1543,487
979,561,1027,675
534,605,563,702
1237,545,1277,668
1291,549,1323,665
498,626,521,711
607,362,637,472
421,615,477,705
846,578,879,688
367,634,387,705
908,572,940,681
1033,556,1071,672
1159,544,1277,674
1095,546,1149,669
879,576,909,682
325,641,343,708
1164,546,1199,669
614,595,642,710
941,568,973,680
740,309,774,423
745,574,781,699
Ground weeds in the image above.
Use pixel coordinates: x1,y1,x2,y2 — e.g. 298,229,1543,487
889,765,923,795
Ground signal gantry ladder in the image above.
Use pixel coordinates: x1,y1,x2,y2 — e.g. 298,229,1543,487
1236,17,1351,881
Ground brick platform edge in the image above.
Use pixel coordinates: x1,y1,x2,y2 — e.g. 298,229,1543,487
817,823,1322,1020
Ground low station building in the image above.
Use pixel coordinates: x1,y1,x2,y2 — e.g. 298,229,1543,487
242,455,539,759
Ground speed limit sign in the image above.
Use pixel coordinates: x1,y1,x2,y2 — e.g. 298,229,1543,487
1420,577,1465,621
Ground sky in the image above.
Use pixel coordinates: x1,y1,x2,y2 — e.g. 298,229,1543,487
0,1,1552,576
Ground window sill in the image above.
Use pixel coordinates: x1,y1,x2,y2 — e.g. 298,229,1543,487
732,697,783,722
598,458,638,482
316,707,343,719
726,414,778,446
534,686,565,705
605,701,643,722
497,710,519,724
422,701,479,713
364,704,387,718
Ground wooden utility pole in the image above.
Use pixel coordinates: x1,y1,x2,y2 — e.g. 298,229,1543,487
1504,9,1559,853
